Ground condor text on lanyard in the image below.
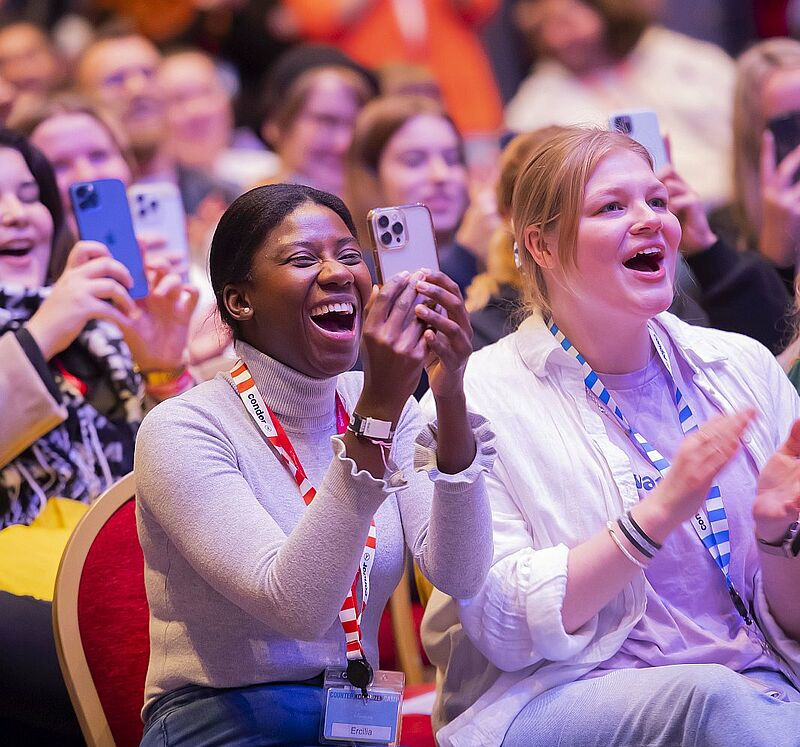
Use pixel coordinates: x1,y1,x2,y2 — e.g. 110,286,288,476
230,360,378,684
548,320,752,625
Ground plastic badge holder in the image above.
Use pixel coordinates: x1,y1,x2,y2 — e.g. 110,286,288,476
321,667,405,745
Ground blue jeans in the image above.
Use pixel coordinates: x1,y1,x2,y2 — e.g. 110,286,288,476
140,680,410,747
502,664,800,747
141,681,327,747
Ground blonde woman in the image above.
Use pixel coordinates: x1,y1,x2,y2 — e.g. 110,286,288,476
424,127,800,747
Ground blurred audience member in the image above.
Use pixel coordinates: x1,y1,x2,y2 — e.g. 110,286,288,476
0,71,14,126
280,0,503,137
13,96,133,235
259,44,378,198
13,96,232,375
348,95,497,294
0,128,196,744
75,32,238,217
465,128,561,349
158,49,280,191
724,38,800,276
0,22,63,121
377,61,443,101
506,0,735,205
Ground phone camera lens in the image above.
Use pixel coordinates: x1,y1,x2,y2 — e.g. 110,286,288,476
614,116,632,135
139,208,147,217
76,185,90,198
380,231,392,245
151,201,158,210
391,221,403,235
378,215,389,228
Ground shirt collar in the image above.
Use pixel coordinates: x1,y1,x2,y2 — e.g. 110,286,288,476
513,311,728,379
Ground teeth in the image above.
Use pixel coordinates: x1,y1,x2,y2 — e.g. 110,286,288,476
310,302,354,317
635,247,661,257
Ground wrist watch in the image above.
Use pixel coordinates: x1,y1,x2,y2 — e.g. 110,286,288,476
348,412,395,441
756,520,800,558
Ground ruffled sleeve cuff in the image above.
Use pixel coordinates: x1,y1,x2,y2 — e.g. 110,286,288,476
412,411,496,491
329,434,410,502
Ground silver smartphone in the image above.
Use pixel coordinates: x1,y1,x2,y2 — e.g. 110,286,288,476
367,203,440,285
609,110,669,171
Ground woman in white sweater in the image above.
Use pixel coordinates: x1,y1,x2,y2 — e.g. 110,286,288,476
424,127,800,747
134,183,494,746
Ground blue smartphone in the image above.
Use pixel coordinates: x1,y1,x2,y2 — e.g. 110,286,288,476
69,178,148,298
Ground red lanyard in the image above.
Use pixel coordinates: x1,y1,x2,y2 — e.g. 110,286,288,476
230,360,377,661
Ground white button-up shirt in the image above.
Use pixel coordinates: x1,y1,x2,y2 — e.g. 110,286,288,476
422,312,800,747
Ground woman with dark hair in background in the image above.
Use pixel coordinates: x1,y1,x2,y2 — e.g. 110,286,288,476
135,182,494,746
258,44,379,198
0,128,196,743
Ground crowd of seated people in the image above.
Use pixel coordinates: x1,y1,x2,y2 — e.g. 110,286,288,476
1,2,800,746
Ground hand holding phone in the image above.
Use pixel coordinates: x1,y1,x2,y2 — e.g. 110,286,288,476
367,203,440,284
767,110,800,184
69,179,148,298
609,110,669,171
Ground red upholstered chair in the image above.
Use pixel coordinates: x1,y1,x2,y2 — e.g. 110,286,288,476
52,472,149,747
53,472,435,747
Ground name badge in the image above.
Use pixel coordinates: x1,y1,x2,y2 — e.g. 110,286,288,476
321,667,404,745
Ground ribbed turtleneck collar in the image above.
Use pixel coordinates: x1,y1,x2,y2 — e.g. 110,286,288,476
233,340,340,433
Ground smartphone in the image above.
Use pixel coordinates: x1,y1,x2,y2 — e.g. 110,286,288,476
367,203,440,284
128,182,189,279
69,179,148,299
609,110,669,171
767,110,800,183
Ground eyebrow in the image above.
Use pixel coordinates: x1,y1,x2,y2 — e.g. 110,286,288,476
278,236,357,253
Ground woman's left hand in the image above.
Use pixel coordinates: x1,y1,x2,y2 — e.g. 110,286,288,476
119,260,200,372
754,419,800,544
413,270,473,398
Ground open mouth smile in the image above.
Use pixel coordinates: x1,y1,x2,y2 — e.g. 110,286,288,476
308,301,357,338
622,246,665,276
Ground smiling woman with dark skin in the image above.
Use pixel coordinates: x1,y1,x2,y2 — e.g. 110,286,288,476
134,183,494,746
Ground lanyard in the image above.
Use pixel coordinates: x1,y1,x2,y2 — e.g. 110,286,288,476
548,320,752,624
230,360,378,660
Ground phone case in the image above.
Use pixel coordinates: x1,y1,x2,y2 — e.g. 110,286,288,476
768,110,800,177
128,182,189,277
367,204,440,284
69,178,148,298
609,110,669,171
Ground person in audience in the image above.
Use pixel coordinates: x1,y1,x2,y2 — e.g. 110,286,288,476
0,128,197,744
720,38,800,280
14,95,235,375
158,49,280,191
259,44,378,198
423,127,800,747
347,94,497,294
134,182,495,746
75,31,238,217
506,0,736,205
13,95,133,235
0,22,62,119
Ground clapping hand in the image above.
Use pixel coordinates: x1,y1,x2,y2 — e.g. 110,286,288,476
754,419,800,544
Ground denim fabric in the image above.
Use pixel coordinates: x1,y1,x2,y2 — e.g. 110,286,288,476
502,663,800,747
140,681,326,747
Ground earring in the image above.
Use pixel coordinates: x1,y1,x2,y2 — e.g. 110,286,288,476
513,241,521,269
242,306,251,313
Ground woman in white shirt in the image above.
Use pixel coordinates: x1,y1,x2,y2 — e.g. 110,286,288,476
424,127,800,747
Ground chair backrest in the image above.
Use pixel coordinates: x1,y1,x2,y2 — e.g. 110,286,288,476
52,472,150,747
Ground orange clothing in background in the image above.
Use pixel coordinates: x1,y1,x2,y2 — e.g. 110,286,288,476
282,0,503,136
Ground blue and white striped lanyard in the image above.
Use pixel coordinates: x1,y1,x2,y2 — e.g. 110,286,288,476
548,319,752,625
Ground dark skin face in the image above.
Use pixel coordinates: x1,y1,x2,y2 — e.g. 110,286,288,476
223,202,373,378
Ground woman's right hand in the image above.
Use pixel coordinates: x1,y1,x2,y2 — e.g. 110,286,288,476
643,410,755,531
357,271,427,423
26,241,137,360
759,131,800,268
